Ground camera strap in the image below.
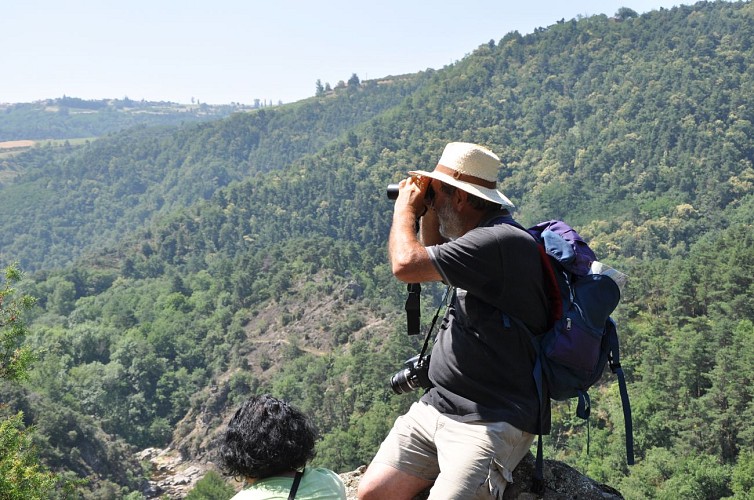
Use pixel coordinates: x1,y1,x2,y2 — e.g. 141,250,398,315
287,469,304,500
405,283,422,335
417,285,454,359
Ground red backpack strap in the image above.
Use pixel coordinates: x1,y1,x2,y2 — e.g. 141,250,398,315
488,214,562,330
536,243,562,330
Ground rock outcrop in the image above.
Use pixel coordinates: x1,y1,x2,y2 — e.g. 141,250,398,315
140,448,213,499
339,453,623,499
143,448,622,499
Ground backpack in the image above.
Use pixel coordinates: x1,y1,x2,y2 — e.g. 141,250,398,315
496,218,634,492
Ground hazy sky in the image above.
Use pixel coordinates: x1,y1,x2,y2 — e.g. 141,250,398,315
2,0,685,105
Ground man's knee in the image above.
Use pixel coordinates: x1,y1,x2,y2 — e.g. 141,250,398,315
357,462,388,500
356,467,379,500
357,462,431,500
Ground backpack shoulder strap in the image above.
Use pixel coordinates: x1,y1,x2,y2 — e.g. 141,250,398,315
606,319,635,465
288,469,304,500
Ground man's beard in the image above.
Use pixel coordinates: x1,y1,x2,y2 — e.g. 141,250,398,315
437,202,464,240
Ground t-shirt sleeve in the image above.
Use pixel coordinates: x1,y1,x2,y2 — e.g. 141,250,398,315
427,226,509,305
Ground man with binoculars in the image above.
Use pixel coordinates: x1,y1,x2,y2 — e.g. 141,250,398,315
358,142,550,500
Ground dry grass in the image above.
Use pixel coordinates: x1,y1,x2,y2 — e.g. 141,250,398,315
0,138,94,159
0,140,35,149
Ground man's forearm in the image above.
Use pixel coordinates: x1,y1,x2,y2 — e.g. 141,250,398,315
388,208,441,283
389,207,422,270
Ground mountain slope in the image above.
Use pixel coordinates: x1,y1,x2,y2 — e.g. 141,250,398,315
0,74,428,271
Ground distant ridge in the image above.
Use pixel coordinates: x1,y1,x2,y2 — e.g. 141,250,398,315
0,96,259,141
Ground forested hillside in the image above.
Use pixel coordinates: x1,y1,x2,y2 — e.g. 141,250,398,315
1,1,753,498
0,74,428,271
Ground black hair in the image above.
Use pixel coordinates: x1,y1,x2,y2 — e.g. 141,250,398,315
219,394,317,479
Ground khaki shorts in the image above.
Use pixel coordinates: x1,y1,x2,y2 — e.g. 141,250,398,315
370,401,534,500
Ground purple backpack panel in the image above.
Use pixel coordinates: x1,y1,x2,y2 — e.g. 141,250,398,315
527,220,597,276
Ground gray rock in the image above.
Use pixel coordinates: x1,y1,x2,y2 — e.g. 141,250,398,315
503,453,623,499
339,453,623,499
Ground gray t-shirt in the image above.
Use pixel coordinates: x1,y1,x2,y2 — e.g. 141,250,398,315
422,214,550,434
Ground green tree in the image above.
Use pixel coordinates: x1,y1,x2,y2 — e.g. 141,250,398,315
619,448,732,500
0,263,59,499
0,263,35,380
0,413,57,499
615,7,638,20
47,276,77,316
185,470,235,500
729,450,754,499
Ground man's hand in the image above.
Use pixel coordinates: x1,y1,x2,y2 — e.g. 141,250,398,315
393,175,429,219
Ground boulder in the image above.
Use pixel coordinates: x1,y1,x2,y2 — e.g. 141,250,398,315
339,453,623,499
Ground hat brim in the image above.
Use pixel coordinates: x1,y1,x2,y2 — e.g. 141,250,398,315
408,169,515,210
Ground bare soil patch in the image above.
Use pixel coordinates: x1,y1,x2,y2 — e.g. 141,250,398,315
0,140,35,149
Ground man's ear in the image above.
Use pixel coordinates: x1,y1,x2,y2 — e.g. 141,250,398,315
453,188,467,209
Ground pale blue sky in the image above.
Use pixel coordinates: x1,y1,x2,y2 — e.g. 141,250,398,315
2,0,686,105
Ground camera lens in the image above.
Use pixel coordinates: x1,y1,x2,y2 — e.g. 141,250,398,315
386,184,399,200
390,368,421,395
389,355,431,395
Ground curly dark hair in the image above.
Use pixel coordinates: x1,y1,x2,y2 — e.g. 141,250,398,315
219,394,317,480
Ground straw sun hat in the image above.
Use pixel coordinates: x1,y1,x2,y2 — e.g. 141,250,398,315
409,142,514,209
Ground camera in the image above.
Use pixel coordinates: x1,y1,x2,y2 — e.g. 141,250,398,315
390,355,432,394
